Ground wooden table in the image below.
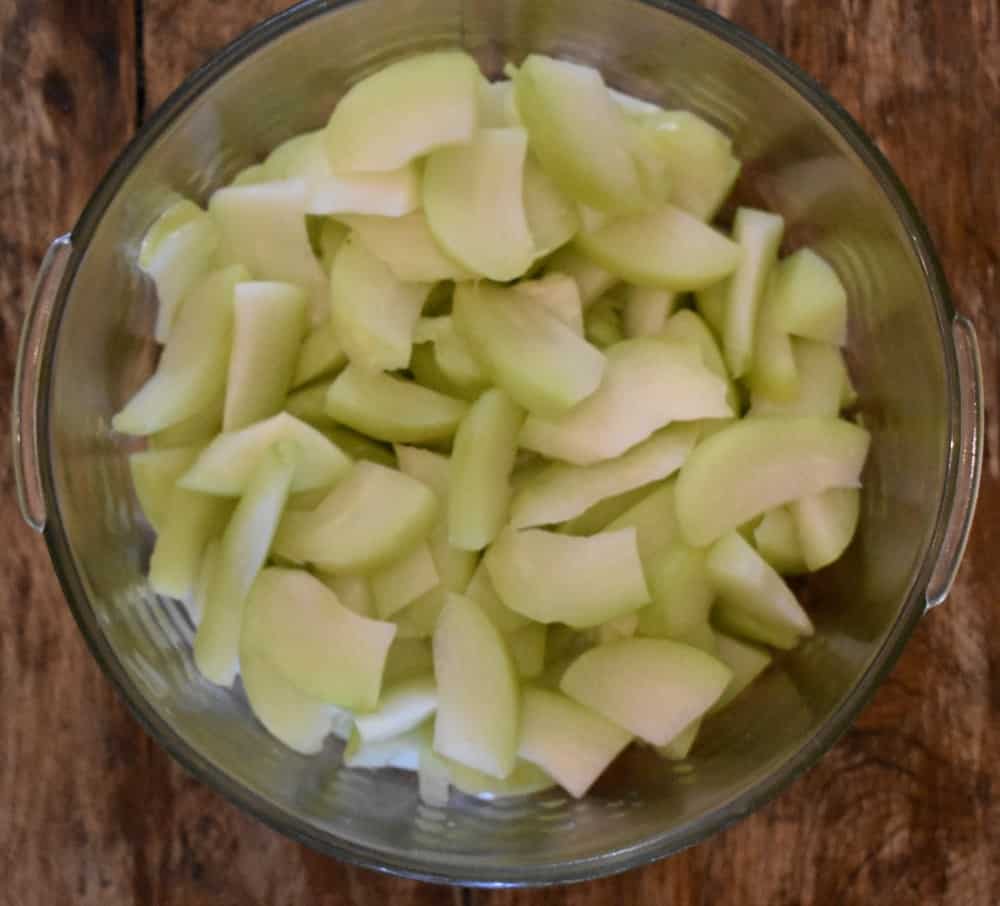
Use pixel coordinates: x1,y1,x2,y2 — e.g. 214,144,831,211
1,1,997,903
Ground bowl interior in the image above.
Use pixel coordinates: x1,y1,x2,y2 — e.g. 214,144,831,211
41,0,953,884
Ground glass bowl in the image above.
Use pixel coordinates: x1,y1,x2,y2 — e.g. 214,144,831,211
12,0,983,886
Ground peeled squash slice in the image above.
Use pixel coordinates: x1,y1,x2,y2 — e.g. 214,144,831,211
705,531,814,639
558,484,653,536
337,212,469,282
424,128,536,281
545,246,618,305
751,339,849,418
209,181,327,320
448,759,556,800
711,633,773,713
139,199,221,342
509,454,547,496
452,281,606,417
627,117,672,203
523,155,580,256
344,724,427,770
695,278,728,338
306,154,421,219
180,413,351,496
514,55,648,214
413,317,490,397
584,294,625,348
242,568,396,710
149,391,224,450
432,540,478,597
518,687,632,798
792,487,861,571
714,605,799,651
273,461,437,573
560,638,731,745
576,203,612,235
286,488,331,513
575,205,741,291
449,389,524,550
768,248,848,346
392,589,447,640
266,129,421,216
645,111,741,221
326,365,467,443
308,164,421,217
323,427,395,468
609,86,663,117
513,274,584,335
284,382,332,427
314,218,349,275
722,208,785,379
638,545,715,640
485,527,650,629
224,282,307,431
409,343,475,401
749,279,798,402
353,674,437,743
463,561,531,635
605,480,681,566
293,322,346,388
675,416,870,546
543,627,594,675
149,489,231,602
264,130,321,179
623,286,676,337
325,51,479,172
320,573,374,618
113,265,247,436
385,590,445,641
394,445,478,594
129,446,200,532
384,438,445,484
659,309,737,405
510,423,698,528
241,647,343,754
596,612,640,646
370,544,439,619
753,507,807,575
329,234,431,372
433,593,519,779
520,339,731,465
508,623,547,678
194,443,297,685
671,620,718,655
657,719,701,761
382,637,434,686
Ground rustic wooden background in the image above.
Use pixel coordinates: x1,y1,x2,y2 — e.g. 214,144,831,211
1,1,997,904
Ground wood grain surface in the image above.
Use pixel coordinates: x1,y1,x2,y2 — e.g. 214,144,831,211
1,1,997,904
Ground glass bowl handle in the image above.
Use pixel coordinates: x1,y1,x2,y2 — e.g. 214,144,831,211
12,234,72,533
925,314,984,609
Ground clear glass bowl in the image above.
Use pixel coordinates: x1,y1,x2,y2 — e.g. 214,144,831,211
13,0,983,887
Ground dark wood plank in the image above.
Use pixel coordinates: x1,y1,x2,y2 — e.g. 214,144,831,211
0,3,140,905
142,0,293,111
1,0,997,904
